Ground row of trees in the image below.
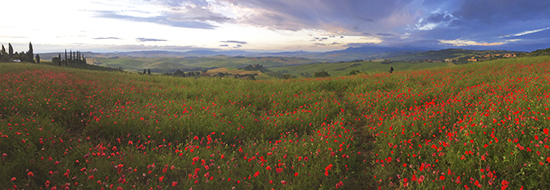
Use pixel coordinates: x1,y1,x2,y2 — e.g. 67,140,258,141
51,50,87,66
141,69,151,75
0,42,39,63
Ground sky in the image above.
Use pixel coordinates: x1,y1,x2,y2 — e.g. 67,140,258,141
1,0,550,53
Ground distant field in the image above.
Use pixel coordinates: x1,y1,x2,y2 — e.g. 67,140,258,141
206,67,262,75
94,56,317,73
270,61,447,76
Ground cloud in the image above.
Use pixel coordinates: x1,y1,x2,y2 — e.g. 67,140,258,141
312,37,329,42
0,35,26,39
500,27,550,38
438,39,519,47
93,0,231,29
219,44,229,47
451,0,550,24
312,43,326,47
93,37,121,40
136,38,167,42
219,0,417,33
376,33,394,37
233,44,242,48
220,40,247,44
96,11,221,29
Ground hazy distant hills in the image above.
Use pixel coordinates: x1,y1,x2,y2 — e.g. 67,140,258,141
38,46,526,66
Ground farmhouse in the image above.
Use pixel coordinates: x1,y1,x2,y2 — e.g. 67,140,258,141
503,53,516,58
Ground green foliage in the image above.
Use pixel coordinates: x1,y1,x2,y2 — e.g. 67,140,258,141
243,64,264,71
8,43,13,61
313,70,330,78
529,47,550,56
64,49,68,66
35,54,40,64
347,69,361,76
380,59,392,64
27,42,34,63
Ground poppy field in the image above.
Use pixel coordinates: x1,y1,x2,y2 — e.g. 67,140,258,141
1,56,550,189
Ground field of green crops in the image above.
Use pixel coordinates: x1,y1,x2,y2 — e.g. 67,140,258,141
1,56,550,189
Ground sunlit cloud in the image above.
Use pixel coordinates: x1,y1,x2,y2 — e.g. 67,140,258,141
500,27,550,38
438,39,520,46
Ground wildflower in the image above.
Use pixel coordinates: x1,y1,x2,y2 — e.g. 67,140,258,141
501,180,509,190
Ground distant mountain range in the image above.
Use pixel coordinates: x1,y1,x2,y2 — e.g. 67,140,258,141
38,46,527,63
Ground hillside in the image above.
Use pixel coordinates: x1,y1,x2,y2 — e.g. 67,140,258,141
390,48,521,61
94,56,318,73
270,60,450,77
2,56,550,189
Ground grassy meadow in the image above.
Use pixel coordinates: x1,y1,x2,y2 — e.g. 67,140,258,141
1,56,550,189
95,56,317,74
270,61,449,76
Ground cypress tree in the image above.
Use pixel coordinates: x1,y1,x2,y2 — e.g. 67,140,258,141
28,42,34,63
147,69,151,75
0,45,5,62
65,49,68,66
58,53,62,66
36,54,40,64
8,43,13,61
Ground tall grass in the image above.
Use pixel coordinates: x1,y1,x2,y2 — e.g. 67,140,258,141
1,56,550,189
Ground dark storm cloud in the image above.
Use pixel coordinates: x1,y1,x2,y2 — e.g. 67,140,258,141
136,38,167,42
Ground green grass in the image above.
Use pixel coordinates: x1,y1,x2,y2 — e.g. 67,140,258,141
271,61,447,76
1,56,550,189
95,56,317,73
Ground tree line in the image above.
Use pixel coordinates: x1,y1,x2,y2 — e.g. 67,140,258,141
0,42,40,63
51,49,87,66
